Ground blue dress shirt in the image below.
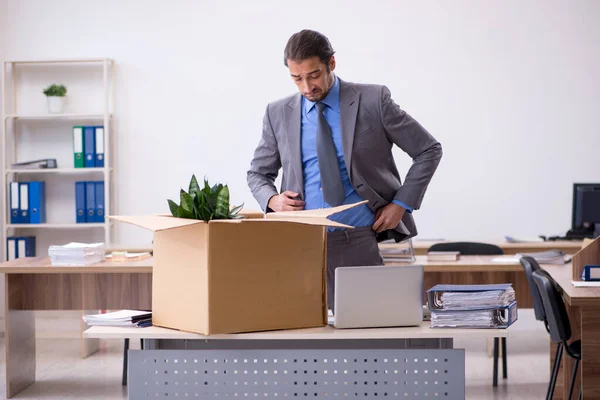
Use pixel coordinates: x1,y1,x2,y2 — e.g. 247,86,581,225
301,75,413,230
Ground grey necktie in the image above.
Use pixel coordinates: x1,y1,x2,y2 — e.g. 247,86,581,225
316,102,345,206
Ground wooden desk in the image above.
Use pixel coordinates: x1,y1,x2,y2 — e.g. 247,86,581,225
84,322,509,340
388,255,551,309
0,257,152,399
543,263,600,399
85,324,513,399
405,240,583,256
0,255,561,398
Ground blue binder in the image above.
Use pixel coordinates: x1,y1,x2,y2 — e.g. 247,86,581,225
10,182,19,224
16,236,36,258
6,237,17,261
85,181,96,222
95,181,105,223
427,284,514,310
83,126,96,168
426,283,518,329
75,182,86,223
581,265,600,281
28,181,46,224
94,126,104,167
18,182,30,224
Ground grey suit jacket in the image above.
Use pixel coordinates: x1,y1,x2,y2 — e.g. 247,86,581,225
247,77,442,242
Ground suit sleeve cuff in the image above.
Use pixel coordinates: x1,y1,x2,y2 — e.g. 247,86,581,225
392,199,413,213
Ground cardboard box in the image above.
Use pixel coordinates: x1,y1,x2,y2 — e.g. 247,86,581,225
109,201,363,335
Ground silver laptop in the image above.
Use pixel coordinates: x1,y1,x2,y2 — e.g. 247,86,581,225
332,265,424,329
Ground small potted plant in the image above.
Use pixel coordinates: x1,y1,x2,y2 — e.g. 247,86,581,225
168,175,244,221
42,84,67,114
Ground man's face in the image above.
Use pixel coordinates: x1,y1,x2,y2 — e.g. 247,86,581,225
288,56,336,102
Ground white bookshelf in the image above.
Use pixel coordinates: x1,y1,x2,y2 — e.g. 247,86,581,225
6,167,110,175
6,223,108,229
0,58,116,261
4,113,109,120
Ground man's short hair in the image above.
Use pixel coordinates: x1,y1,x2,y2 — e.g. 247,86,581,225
284,29,336,69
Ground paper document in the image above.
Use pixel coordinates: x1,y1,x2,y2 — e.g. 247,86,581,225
492,257,520,263
571,281,600,288
83,310,152,327
49,242,105,266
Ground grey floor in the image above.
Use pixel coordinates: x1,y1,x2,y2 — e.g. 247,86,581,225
0,310,549,399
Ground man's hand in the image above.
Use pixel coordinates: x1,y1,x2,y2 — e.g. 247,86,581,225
372,203,405,233
268,191,305,212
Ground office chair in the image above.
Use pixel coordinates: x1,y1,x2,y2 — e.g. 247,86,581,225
428,241,505,256
428,241,507,387
520,256,563,399
532,269,582,400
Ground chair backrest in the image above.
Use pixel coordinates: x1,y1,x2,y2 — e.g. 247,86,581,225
532,269,571,343
519,256,546,322
428,242,504,255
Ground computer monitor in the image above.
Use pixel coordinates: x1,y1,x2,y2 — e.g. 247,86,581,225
571,183,600,238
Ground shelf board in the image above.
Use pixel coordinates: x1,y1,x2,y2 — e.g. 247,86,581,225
6,168,110,175
5,58,114,65
7,223,108,229
4,113,109,120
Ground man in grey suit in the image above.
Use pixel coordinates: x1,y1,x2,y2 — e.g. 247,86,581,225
247,30,442,309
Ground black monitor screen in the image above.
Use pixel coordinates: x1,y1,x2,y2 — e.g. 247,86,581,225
572,183,600,231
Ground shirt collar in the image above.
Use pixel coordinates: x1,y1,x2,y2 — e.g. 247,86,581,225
303,75,340,114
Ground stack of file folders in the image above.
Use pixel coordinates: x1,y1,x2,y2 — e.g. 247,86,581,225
379,240,415,262
427,284,518,329
83,310,152,328
49,242,105,266
516,250,568,265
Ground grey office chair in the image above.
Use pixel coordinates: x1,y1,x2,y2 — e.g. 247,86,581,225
532,269,582,400
520,256,563,399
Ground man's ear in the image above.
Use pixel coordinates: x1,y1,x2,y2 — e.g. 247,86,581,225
329,56,336,72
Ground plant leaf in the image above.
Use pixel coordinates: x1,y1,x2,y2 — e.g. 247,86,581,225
189,175,201,198
168,199,179,217
200,191,212,221
177,205,195,219
215,185,230,219
178,189,195,219
230,203,244,216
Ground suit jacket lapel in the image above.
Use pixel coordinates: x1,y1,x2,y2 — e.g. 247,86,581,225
284,94,304,198
339,79,360,180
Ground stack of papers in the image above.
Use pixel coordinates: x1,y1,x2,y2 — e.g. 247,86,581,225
105,251,151,261
49,242,105,266
431,307,515,328
427,251,460,261
440,286,515,310
516,250,568,265
82,310,152,328
427,284,518,329
505,236,544,243
380,240,415,263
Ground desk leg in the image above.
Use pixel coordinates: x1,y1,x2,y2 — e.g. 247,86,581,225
581,306,600,399
80,310,101,359
4,275,36,398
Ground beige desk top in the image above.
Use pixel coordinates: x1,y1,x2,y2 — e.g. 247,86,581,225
84,322,509,340
387,255,526,272
543,263,600,307
0,256,152,274
407,240,583,251
0,255,562,274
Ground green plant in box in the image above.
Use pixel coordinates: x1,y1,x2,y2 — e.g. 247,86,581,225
42,84,67,97
168,175,244,222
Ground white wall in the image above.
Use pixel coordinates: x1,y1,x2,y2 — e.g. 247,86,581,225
0,0,7,318
3,0,600,244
